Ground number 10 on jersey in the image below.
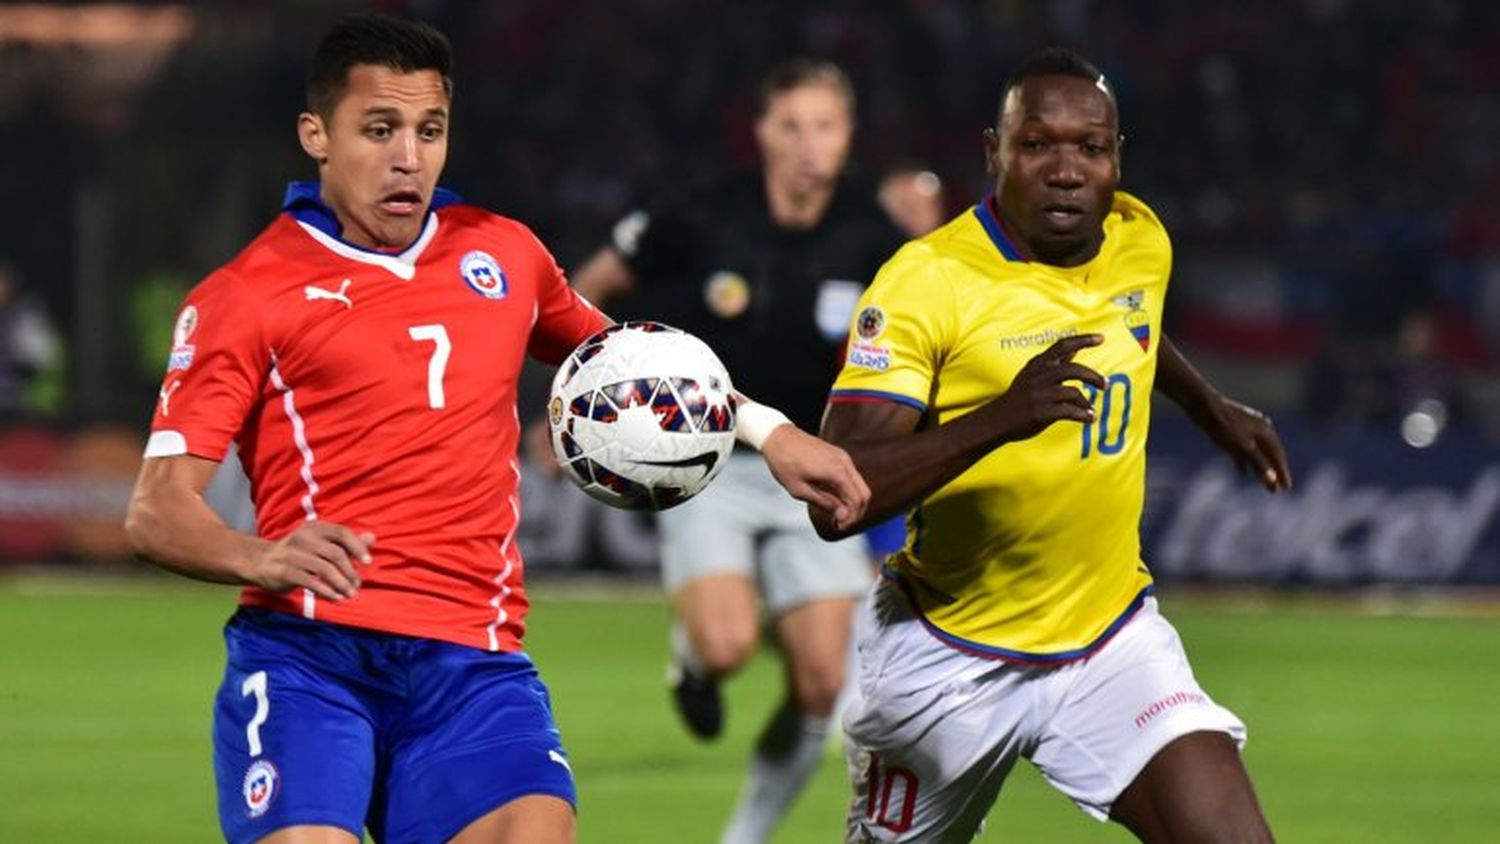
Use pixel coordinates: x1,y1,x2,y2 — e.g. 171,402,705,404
1081,373,1131,458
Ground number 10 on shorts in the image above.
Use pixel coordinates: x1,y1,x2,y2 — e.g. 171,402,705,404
861,752,918,834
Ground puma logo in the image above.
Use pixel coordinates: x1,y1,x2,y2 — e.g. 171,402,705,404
305,279,353,308
158,380,181,416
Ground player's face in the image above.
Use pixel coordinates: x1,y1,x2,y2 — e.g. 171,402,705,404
985,75,1120,267
298,65,450,251
756,82,853,199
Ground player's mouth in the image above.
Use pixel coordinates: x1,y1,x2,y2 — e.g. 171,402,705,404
1040,203,1086,228
377,189,426,217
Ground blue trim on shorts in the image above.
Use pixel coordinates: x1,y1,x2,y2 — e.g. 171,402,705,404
879,564,1155,665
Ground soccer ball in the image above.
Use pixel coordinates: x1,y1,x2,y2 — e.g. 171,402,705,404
548,322,737,510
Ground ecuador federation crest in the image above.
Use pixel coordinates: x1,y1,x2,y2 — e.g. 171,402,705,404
1112,290,1150,352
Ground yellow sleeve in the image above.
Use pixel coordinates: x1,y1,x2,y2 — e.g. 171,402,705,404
830,243,957,413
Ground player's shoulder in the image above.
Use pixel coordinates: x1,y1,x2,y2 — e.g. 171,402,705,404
864,222,969,303
436,202,540,241
204,215,306,295
435,202,559,258
1109,190,1171,248
883,208,993,279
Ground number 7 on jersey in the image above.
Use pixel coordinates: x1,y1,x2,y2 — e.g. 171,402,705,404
408,324,451,409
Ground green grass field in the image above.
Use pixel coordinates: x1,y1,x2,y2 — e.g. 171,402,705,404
3,572,1499,843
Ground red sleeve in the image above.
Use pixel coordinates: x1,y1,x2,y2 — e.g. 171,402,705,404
524,229,611,365
144,268,269,461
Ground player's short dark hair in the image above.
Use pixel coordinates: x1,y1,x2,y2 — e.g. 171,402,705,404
1000,47,1111,114
306,14,453,119
757,59,855,118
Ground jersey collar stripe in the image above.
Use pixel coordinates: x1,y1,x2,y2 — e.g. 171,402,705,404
880,564,1155,664
293,214,439,281
972,197,1025,263
828,388,927,413
269,355,322,619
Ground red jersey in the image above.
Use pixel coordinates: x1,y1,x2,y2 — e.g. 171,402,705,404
146,183,608,651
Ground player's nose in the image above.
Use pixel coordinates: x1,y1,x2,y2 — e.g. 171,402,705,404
392,130,420,173
1045,157,1084,190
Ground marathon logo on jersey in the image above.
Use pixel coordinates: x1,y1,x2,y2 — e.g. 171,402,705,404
997,325,1079,351
1113,290,1151,352
167,305,198,371
847,341,892,372
460,250,508,299
242,759,279,818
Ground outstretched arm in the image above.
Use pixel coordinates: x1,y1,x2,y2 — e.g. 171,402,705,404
1155,334,1292,491
736,399,870,532
812,334,1108,540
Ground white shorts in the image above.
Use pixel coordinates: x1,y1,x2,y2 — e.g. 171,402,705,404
658,451,871,614
842,579,1246,843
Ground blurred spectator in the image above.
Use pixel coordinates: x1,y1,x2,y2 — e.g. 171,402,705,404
1,0,1496,437
0,263,62,421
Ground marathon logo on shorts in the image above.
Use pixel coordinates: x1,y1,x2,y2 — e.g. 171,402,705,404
847,341,892,371
460,250,508,299
242,759,279,818
1133,690,1207,729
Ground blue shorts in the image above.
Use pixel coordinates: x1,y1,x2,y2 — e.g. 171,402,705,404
213,608,575,844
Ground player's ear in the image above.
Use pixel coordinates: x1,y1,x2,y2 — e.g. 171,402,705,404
298,111,330,164
982,127,1000,178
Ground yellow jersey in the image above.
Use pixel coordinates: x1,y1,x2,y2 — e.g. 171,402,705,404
830,191,1169,662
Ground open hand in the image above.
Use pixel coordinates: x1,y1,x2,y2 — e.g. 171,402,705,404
988,334,1108,441
1204,398,1293,492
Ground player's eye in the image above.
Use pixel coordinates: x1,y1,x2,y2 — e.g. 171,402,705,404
365,124,392,140
1019,139,1048,153
419,124,445,141
1082,141,1107,156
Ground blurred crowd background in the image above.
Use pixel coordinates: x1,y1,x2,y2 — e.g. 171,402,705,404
1,0,1497,579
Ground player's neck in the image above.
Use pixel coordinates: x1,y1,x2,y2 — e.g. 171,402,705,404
764,176,835,231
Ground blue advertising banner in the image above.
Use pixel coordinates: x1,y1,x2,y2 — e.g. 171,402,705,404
1142,415,1500,585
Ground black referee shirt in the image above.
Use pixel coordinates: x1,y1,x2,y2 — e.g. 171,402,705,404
610,170,906,434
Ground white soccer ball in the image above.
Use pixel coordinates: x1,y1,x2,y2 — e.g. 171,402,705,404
548,321,737,510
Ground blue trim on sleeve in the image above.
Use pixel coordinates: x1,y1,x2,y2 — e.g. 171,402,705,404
827,389,928,413
972,196,1024,263
880,563,1154,665
280,181,463,248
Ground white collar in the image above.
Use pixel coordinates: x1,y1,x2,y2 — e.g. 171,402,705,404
294,213,439,281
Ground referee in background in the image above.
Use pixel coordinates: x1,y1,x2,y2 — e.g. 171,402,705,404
570,59,906,844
